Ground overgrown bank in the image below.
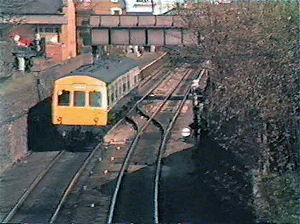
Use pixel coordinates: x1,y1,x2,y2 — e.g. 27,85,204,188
170,2,299,223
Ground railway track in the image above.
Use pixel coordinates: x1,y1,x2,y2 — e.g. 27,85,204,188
1,59,175,224
107,66,200,223
2,150,93,223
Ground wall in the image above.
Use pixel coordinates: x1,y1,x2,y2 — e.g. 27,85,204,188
75,1,124,15
60,0,77,61
0,54,93,173
0,77,39,172
46,43,65,63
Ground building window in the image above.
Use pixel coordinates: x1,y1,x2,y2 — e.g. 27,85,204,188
89,91,102,107
37,26,61,33
57,90,70,106
45,27,53,33
74,91,85,107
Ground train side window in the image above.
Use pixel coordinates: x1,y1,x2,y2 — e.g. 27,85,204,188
119,84,122,95
74,91,85,107
111,93,114,103
89,91,102,107
127,77,130,89
57,90,70,106
134,75,137,85
115,87,118,99
123,82,126,92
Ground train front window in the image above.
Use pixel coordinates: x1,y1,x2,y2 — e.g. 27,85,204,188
57,90,70,106
89,91,102,107
74,91,85,107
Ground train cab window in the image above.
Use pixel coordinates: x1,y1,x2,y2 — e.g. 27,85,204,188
74,91,85,107
89,91,102,107
57,90,70,106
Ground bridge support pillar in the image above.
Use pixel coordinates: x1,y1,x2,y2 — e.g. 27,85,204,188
150,45,156,52
17,57,25,71
127,45,133,54
133,45,141,57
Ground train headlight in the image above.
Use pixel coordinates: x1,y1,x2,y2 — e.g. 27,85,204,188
57,116,62,124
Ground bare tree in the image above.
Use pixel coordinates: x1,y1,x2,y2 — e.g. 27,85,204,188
171,1,299,222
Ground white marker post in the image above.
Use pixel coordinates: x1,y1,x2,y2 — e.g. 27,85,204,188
181,127,191,142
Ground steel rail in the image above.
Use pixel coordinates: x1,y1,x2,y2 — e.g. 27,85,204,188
103,68,173,142
140,52,168,72
49,143,102,223
2,54,170,224
2,151,65,223
153,68,207,223
107,68,193,224
47,61,173,223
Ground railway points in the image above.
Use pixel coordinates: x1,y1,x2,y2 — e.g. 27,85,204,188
0,51,209,223
0,52,169,223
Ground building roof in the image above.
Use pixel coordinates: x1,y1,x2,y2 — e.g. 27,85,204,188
70,57,139,84
75,1,126,14
16,0,64,15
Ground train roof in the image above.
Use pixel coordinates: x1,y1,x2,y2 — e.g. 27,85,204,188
70,57,139,84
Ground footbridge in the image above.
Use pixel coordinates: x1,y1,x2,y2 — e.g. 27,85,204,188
78,15,198,46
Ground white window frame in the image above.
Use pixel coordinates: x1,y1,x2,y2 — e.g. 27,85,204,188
110,7,122,15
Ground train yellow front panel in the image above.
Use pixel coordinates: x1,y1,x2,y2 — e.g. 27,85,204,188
52,76,108,126
54,107,108,126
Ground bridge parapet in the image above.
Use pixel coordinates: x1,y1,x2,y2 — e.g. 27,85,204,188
89,15,187,28
79,15,196,46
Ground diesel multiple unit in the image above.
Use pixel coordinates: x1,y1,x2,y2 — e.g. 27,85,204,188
52,58,140,126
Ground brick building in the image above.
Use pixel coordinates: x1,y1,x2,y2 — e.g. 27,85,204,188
75,0,126,15
11,0,77,63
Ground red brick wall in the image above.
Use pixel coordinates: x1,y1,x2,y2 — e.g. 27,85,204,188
46,43,64,63
0,54,93,173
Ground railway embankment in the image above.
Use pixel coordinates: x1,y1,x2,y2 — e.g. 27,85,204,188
0,54,93,173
